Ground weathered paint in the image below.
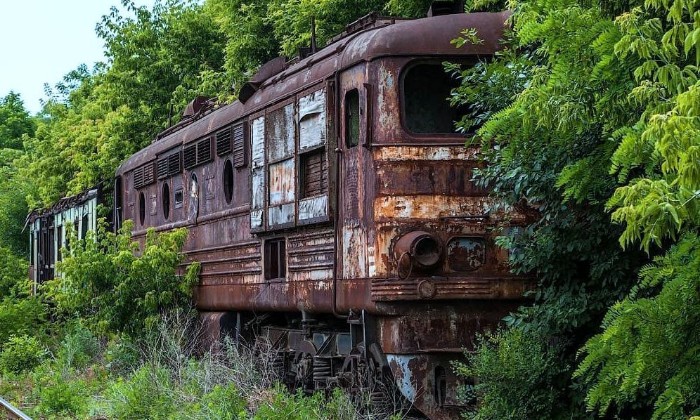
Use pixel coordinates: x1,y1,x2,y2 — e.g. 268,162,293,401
374,195,495,220
298,89,326,151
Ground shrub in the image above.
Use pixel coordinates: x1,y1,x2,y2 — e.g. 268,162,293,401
47,221,199,336
105,365,176,419
57,322,100,370
454,328,569,419
0,334,47,374
0,297,46,347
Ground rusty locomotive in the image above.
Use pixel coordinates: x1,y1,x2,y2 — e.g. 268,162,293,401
31,9,531,419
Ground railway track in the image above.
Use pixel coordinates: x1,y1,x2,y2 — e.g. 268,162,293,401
0,396,31,420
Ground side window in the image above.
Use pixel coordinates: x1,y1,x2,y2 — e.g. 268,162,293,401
138,192,146,226
174,187,184,209
81,214,88,240
266,104,296,229
57,225,64,262
345,89,360,148
223,159,234,204
188,173,199,222
162,182,171,220
264,238,287,280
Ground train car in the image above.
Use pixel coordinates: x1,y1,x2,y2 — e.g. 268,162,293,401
114,10,531,418
27,187,102,290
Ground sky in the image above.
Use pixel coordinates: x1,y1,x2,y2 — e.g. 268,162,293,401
0,1,155,115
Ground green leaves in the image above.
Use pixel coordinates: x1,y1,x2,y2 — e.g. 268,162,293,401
48,221,193,336
575,234,700,418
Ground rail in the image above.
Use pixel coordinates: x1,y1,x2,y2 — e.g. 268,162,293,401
0,396,31,420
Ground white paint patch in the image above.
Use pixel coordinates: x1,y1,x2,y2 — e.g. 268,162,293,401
299,195,328,221
386,355,417,402
375,146,480,161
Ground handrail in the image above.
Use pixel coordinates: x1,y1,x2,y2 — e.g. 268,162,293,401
0,396,31,420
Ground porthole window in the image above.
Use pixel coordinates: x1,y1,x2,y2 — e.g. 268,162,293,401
162,182,171,220
138,192,146,226
223,159,234,204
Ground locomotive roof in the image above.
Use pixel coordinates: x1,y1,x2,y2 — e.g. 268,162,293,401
117,11,510,174
26,186,99,226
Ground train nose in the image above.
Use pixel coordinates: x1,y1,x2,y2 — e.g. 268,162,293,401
393,230,442,271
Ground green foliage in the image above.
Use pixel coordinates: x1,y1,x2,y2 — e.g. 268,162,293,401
455,328,568,419
0,247,29,298
266,0,387,58
0,92,35,150
33,374,93,419
450,0,698,416
47,221,198,335
0,298,46,348
105,365,177,419
0,335,47,374
576,234,700,418
57,322,101,370
253,387,328,419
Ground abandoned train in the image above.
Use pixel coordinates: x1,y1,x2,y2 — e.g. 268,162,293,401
29,10,531,418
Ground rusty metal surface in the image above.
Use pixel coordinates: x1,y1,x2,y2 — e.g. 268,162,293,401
112,11,531,420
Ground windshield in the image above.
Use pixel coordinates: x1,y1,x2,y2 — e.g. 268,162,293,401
402,62,467,135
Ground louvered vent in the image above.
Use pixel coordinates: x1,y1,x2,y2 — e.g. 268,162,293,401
133,163,156,189
216,126,232,156
232,123,247,168
168,152,181,175
184,144,197,169
142,162,155,186
157,158,169,179
197,138,212,164
133,167,144,189
158,152,182,179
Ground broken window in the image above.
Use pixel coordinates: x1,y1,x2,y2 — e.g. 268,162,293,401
264,238,286,280
402,62,466,134
174,187,184,209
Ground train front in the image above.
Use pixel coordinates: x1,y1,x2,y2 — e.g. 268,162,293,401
333,11,533,418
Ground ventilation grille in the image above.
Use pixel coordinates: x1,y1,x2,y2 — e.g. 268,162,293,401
232,123,247,168
216,126,232,156
197,138,212,164
184,138,213,170
184,144,197,169
168,153,181,175
158,152,182,179
133,162,156,189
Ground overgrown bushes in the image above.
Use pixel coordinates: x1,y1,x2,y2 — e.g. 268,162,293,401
47,221,199,335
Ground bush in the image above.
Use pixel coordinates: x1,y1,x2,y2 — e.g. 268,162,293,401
454,328,569,419
105,365,176,419
47,221,199,336
0,297,46,347
0,334,47,374
57,322,100,370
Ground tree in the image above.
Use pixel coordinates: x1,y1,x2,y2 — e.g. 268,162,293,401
450,0,699,417
0,92,35,150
